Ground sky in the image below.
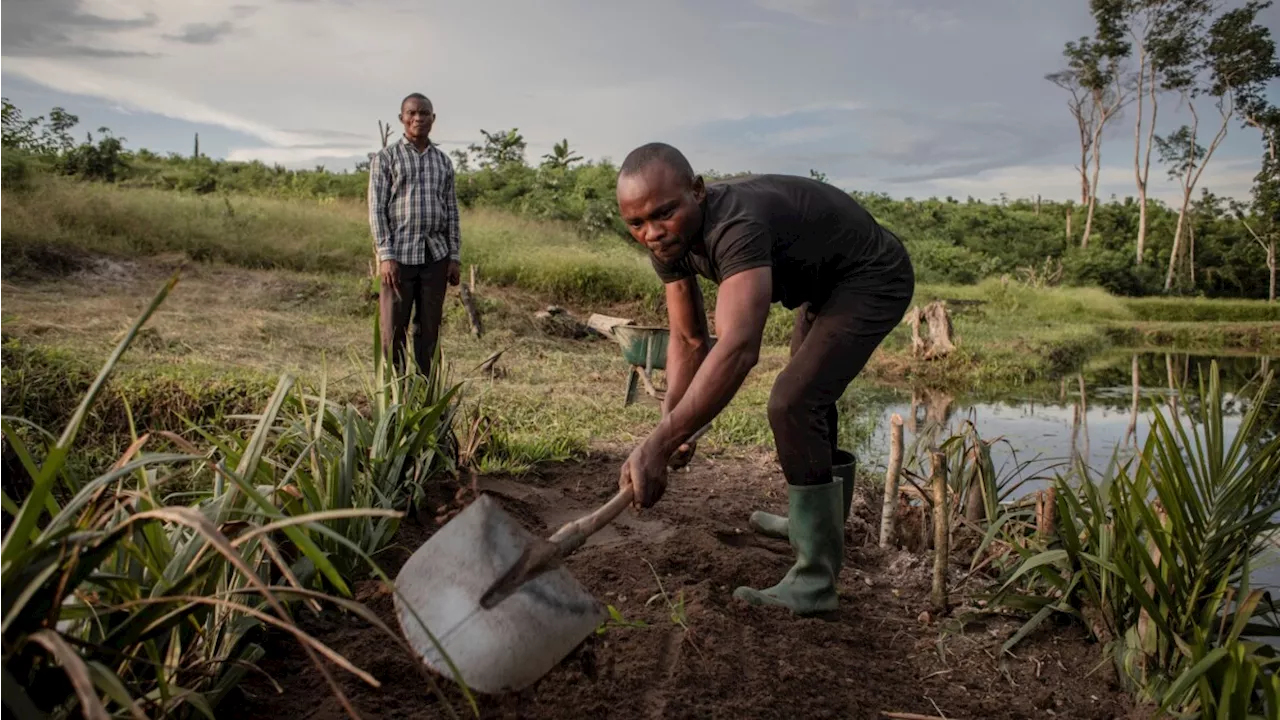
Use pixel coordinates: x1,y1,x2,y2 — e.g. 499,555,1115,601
2,0,1277,205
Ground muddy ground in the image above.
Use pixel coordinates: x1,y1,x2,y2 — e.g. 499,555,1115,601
226,450,1142,720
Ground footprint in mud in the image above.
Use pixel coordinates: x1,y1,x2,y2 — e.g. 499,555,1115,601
713,528,789,555
640,629,684,720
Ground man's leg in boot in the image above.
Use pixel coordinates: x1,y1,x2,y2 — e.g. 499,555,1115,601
733,284,911,615
749,306,854,540
411,258,450,377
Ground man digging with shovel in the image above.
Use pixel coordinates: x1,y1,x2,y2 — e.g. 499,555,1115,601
616,143,915,616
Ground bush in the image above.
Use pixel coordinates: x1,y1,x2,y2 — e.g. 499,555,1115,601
900,238,997,285
0,146,31,192
1063,246,1159,296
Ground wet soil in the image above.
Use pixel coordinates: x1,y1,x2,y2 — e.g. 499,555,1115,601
225,450,1143,720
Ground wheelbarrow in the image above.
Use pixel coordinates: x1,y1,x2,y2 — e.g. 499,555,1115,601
610,325,717,406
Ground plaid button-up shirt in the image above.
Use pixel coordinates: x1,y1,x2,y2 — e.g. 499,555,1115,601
368,136,461,265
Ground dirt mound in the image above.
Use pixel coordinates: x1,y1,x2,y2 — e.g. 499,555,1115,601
225,452,1138,720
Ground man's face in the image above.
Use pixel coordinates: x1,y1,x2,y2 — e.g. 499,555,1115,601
617,165,705,266
400,98,434,141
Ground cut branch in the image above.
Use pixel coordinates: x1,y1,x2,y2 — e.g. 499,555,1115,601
879,413,905,549
930,450,950,612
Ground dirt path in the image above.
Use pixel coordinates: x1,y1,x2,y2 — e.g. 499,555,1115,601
225,451,1139,720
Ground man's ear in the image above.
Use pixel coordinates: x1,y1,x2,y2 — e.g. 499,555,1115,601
692,175,706,201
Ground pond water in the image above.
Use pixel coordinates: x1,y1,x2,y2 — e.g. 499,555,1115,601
847,351,1280,600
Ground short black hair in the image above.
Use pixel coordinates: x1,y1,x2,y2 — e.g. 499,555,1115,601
401,93,433,112
619,142,694,184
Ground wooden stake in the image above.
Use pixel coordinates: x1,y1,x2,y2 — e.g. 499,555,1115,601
879,413,905,548
458,269,483,338
1041,486,1057,538
930,450,949,612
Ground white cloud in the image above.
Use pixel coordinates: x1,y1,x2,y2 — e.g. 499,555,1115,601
2,0,1269,202
882,157,1263,205
225,146,371,166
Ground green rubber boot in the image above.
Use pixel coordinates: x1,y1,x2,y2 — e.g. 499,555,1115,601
732,479,844,614
750,450,855,540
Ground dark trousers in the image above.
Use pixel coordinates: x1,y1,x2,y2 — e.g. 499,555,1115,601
771,260,915,486
379,259,449,376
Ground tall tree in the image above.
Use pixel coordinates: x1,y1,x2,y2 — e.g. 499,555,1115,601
1061,34,1131,249
1047,56,1098,207
1163,0,1279,291
540,138,582,170
1236,105,1279,302
1110,0,1207,266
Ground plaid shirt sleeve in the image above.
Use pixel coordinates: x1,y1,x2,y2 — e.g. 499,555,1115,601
368,150,395,262
443,154,461,262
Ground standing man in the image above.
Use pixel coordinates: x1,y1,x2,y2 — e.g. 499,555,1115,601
615,143,914,616
368,92,461,377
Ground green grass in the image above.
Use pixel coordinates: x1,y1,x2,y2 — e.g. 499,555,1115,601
4,176,1277,472
1123,296,1280,323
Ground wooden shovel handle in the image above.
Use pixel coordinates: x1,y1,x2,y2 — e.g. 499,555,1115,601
547,422,711,547
549,487,633,545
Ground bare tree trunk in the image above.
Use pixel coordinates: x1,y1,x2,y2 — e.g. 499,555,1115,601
1241,214,1277,303
1066,209,1073,241
1188,219,1196,290
1083,133,1101,248
1167,204,1188,293
1166,100,1230,293
1272,239,1278,304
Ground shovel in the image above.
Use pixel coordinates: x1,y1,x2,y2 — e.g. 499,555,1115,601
392,422,712,695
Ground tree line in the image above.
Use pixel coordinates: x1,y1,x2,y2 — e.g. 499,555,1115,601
2,65,1276,302
1047,0,1278,300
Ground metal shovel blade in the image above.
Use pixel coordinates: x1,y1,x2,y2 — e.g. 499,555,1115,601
392,494,607,695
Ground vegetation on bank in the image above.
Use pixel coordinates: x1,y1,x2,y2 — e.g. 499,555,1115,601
981,364,1280,718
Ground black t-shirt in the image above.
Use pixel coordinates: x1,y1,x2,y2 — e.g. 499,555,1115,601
649,174,913,310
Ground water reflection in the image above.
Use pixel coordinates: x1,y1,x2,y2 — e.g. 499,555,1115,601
845,351,1279,594
853,352,1278,481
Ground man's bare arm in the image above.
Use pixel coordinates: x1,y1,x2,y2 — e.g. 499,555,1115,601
662,276,711,416
649,266,772,456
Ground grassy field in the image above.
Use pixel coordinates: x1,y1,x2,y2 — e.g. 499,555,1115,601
3,176,1277,474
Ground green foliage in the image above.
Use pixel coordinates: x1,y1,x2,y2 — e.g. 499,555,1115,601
984,362,1280,716
3,95,1277,300
0,275,472,719
0,146,31,192
1123,296,1280,322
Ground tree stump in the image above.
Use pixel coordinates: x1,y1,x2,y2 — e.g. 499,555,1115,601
922,302,955,358
907,301,956,360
